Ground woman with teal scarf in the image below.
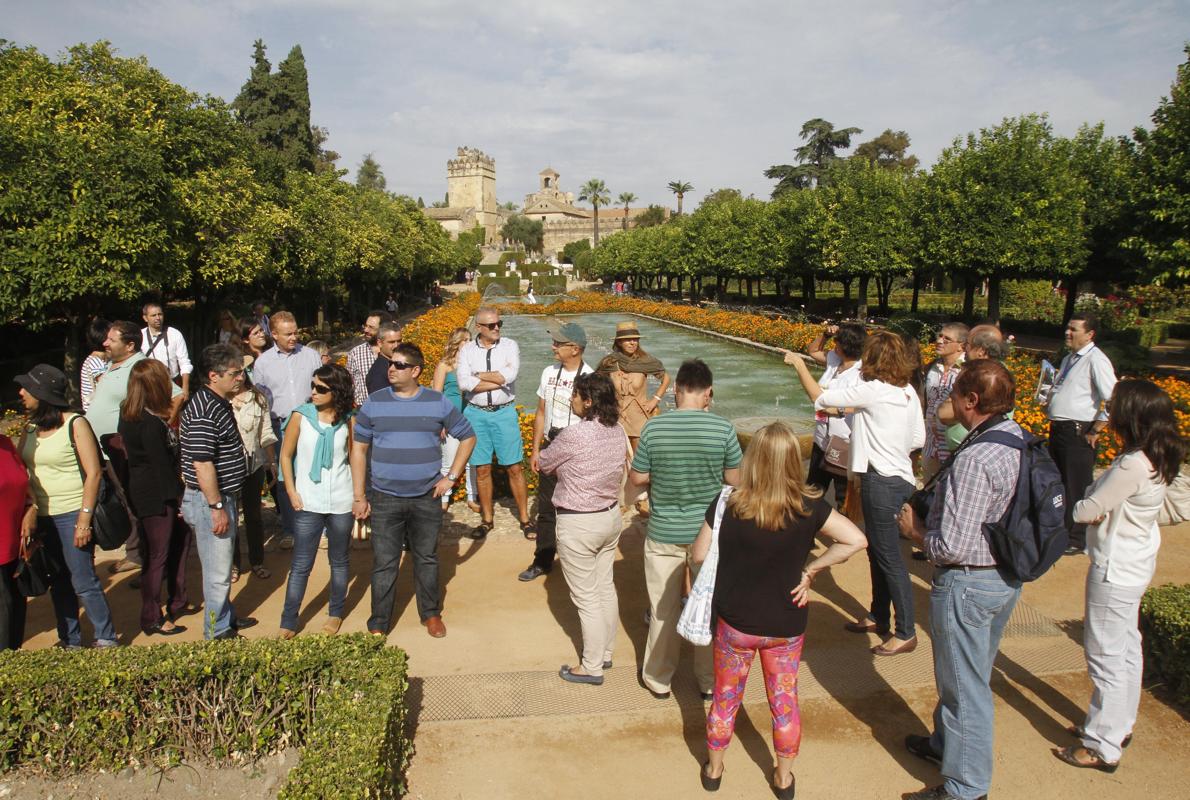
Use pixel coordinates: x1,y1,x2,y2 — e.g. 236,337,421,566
278,364,357,638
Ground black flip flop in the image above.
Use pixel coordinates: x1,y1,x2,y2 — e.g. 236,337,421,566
520,520,537,540
469,521,493,540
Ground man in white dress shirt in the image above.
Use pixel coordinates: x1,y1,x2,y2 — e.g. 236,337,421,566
141,302,193,398
456,306,533,540
1045,312,1117,555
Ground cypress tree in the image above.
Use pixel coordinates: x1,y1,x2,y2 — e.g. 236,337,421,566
272,45,317,172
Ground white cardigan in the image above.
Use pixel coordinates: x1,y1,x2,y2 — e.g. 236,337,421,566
1075,450,1167,586
816,378,925,485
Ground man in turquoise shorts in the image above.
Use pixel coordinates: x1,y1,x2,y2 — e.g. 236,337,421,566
456,306,533,539
627,358,741,699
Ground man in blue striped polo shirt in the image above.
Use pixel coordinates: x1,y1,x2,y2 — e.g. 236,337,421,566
350,343,476,638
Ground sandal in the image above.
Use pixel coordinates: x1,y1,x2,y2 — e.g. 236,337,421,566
469,521,494,540
1066,724,1132,749
520,520,537,540
230,566,240,583
251,565,271,580
1053,744,1118,773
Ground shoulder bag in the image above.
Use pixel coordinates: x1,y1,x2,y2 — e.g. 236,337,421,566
68,415,133,551
677,486,734,646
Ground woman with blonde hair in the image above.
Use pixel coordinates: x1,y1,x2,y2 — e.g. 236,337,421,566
693,422,866,796
815,330,925,656
118,359,192,635
433,327,479,511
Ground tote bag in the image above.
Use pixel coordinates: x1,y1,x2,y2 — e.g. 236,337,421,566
676,486,734,646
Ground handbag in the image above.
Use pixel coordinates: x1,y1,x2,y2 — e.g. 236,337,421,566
677,486,734,647
14,530,62,597
67,416,133,551
822,434,850,476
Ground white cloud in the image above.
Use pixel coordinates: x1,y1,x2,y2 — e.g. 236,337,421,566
5,0,1189,206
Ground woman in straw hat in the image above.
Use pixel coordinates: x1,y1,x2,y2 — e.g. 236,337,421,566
599,321,669,516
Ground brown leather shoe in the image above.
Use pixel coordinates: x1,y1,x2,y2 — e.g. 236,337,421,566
872,635,918,656
424,616,447,638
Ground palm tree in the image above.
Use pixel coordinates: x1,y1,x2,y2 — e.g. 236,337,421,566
667,180,693,215
617,191,637,230
765,118,862,197
579,178,610,246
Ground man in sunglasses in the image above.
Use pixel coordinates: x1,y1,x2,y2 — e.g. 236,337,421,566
351,343,475,638
456,306,534,539
364,322,403,397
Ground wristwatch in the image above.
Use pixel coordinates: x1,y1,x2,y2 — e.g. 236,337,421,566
208,500,225,510
447,473,460,482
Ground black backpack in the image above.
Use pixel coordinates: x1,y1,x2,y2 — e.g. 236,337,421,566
977,429,1069,582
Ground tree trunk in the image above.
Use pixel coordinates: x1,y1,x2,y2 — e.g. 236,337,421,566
842,278,852,303
677,275,684,298
1062,275,1079,323
911,271,921,313
878,274,896,313
746,277,754,300
63,313,82,405
593,207,600,247
963,276,976,319
802,271,816,302
986,274,1002,322
856,275,870,319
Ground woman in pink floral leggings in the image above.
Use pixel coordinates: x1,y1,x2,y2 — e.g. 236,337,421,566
691,423,866,797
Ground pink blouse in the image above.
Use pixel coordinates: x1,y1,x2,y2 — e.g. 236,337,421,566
537,419,628,512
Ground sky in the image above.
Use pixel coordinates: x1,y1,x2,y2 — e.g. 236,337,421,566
6,1,1190,210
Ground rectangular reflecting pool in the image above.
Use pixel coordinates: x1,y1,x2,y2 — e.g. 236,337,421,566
496,313,818,430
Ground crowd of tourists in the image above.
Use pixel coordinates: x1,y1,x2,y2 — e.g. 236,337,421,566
1,299,1186,799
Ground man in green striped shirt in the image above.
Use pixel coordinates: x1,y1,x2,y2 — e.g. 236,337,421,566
628,359,741,699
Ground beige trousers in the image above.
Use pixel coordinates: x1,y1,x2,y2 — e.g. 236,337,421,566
641,537,713,694
556,507,623,675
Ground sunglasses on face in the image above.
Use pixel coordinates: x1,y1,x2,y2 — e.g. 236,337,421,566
388,362,415,371
310,382,331,394
478,320,503,329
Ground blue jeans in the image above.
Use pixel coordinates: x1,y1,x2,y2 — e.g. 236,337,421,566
39,511,117,647
280,510,353,631
271,418,296,537
368,490,443,632
181,488,239,639
929,566,1021,799
859,470,916,640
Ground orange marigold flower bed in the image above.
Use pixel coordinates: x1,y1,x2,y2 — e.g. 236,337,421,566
404,291,1190,472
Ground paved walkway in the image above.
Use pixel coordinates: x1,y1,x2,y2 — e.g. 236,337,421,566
19,499,1190,799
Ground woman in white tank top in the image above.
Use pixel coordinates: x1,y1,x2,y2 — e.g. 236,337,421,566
278,364,357,638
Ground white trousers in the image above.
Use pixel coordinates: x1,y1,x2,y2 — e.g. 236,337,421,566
1082,562,1148,763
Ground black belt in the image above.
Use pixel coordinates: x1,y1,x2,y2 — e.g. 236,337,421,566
939,564,999,571
556,503,618,515
472,401,514,413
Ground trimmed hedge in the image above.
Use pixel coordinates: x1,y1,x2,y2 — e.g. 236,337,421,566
0,635,411,798
529,274,567,295
1140,583,1190,707
477,274,520,297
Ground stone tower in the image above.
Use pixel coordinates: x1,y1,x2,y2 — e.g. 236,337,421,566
447,146,498,232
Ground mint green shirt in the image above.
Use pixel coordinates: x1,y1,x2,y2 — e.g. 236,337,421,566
631,410,742,544
86,352,180,442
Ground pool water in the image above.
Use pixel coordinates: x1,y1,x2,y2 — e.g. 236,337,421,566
495,314,818,427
